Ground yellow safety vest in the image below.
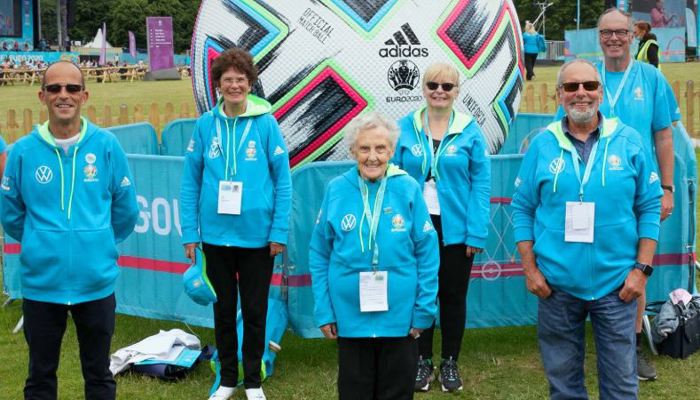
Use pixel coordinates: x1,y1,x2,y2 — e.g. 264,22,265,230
636,39,661,69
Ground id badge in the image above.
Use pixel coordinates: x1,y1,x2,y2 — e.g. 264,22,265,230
422,179,440,215
218,181,242,215
565,201,594,243
359,271,388,312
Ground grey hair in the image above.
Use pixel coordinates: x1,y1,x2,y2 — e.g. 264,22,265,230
343,111,400,158
556,58,601,87
598,7,633,31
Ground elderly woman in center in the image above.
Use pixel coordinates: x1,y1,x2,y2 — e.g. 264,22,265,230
392,62,491,393
309,112,439,400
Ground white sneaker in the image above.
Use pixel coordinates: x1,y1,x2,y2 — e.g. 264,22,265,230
208,386,236,400
245,387,267,400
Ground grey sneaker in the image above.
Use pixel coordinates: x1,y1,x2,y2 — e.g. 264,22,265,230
438,357,463,392
414,357,434,392
637,348,657,381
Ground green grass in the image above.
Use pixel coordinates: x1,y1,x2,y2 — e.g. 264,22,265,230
1,295,700,399
2,66,700,399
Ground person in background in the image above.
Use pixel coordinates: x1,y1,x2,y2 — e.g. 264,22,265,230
180,48,291,400
310,111,439,400
513,58,662,400
392,62,491,393
523,21,547,81
0,60,138,400
634,21,659,68
651,0,676,28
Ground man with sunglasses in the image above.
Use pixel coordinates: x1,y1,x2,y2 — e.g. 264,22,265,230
514,58,662,399
0,60,138,400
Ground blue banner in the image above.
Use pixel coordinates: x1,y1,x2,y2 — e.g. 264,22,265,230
0,51,79,64
2,115,696,336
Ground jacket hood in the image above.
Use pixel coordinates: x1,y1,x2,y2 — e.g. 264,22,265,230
411,106,473,136
35,116,91,148
546,116,619,152
213,94,272,120
341,163,407,187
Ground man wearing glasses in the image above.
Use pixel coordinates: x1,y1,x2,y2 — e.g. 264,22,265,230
598,8,675,381
0,60,138,400
514,58,662,400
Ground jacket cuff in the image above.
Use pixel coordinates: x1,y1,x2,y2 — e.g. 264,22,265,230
181,231,201,245
268,228,288,245
638,221,660,241
513,226,534,242
466,236,486,249
412,312,435,330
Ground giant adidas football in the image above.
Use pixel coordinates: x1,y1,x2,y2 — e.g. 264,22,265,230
191,0,524,167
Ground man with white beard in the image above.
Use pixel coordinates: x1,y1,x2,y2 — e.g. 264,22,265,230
512,59,663,400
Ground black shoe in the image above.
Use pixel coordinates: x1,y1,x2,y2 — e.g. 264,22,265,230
414,357,434,392
438,357,463,392
637,348,657,381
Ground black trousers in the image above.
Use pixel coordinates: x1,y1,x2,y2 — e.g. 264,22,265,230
524,52,538,80
337,336,418,400
203,243,273,388
417,214,474,362
23,294,116,400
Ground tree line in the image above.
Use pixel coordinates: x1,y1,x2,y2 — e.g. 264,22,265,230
38,0,608,53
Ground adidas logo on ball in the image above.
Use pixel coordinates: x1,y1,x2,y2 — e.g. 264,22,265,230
378,23,429,58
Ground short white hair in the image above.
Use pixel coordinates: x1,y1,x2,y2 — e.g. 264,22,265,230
343,112,399,158
556,58,601,87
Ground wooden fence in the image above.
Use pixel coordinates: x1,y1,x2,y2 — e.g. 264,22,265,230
521,80,699,135
3,79,700,143
2,102,197,143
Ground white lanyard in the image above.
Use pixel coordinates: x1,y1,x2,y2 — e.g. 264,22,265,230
568,138,600,202
215,117,253,180
602,60,633,116
358,175,387,268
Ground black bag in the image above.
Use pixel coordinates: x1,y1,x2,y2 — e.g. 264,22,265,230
657,304,700,359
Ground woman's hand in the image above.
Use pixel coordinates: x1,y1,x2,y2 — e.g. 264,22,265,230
409,327,423,339
270,242,286,257
320,323,338,339
184,243,198,264
466,246,483,258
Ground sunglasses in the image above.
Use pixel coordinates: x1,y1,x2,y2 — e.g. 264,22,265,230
559,81,600,92
599,29,630,39
425,81,456,92
43,84,84,94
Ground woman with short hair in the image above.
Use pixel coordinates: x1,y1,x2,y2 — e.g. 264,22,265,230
180,48,292,400
634,21,660,68
310,111,439,400
393,62,491,393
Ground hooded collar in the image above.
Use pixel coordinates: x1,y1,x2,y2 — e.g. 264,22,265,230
411,106,473,136
37,116,90,148
213,94,272,120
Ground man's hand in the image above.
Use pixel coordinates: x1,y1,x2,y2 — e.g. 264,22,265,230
184,243,198,264
619,268,648,303
320,323,338,339
409,327,423,339
660,191,674,221
269,242,285,257
466,246,483,258
517,241,551,299
524,266,552,299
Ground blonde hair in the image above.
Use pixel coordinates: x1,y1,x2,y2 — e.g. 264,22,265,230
525,21,536,34
423,62,459,88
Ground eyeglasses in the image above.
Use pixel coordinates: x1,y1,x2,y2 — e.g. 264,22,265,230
425,81,456,92
43,83,84,93
599,29,630,39
559,81,600,92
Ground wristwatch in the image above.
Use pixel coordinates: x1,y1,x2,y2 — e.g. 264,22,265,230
633,262,654,277
661,184,675,193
